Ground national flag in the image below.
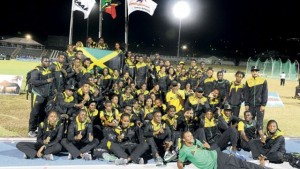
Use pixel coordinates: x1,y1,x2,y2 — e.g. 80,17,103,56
101,0,121,19
127,0,157,16
72,0,96,19
76,47,124,73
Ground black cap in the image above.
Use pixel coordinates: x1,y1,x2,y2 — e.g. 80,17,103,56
171,81,178,87
195,87,204,93
65,84,76,91
224,104,232,110
251,66,260,71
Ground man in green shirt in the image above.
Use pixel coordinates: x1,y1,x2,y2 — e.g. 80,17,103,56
177,131,265,169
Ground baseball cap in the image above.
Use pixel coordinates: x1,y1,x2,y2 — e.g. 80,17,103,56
251,66,260,71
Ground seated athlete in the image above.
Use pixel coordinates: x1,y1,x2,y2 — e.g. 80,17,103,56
17,111,63,160
177,131,265,169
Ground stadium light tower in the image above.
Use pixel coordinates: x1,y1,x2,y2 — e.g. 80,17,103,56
25,34,32,40
173,1,191,57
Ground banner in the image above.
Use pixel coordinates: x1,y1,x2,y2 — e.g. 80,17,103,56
127,0,157,16
77,47,124,72
0,75,23,95
73,0,96,19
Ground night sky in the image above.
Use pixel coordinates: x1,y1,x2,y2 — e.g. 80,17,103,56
1,0,300,59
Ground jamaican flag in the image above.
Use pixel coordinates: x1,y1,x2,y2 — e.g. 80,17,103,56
77,47,124,73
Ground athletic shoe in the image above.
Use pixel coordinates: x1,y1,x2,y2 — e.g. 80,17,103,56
102,152,118,162
28,131,36,137
67,153,73,160
23,153,29,159
155,156,164,166
43,154,54,161
164,151,177,162
82,153,92,160
115,158,128,165
138,157,144,164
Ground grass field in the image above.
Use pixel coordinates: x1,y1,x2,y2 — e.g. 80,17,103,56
0,60,299,137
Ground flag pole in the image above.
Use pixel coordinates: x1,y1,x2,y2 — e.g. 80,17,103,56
125,0,129,51
86,17,89,40
99,0,103,38
69,0,74,44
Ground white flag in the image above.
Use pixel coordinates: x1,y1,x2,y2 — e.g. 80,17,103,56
72,0,96,19
127,0,157,16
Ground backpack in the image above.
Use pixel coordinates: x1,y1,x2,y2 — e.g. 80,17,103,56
288,152,300,168
25,66,43,100
25,69,35,100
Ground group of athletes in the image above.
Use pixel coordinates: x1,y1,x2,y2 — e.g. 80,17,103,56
16,42,290,169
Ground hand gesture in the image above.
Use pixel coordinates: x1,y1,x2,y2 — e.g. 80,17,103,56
75,131,83,140
88,133,93,142
37,145,45,158
260,106,265,112
203,140,211,149
83,94,90,101
47,77,54,83
43,136,51,145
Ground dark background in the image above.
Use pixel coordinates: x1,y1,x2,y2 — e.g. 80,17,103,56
1,0,299,60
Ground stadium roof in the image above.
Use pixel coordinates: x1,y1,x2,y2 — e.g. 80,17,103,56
0,37,43,46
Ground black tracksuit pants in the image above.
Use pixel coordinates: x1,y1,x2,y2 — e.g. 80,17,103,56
217,150,264,169
211,127,238,151
61,138,99,158
16,142,62,159
28,94,48,132
108,141,148,163
249,139,284,163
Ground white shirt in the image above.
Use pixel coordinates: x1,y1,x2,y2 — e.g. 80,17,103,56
280,73,286,79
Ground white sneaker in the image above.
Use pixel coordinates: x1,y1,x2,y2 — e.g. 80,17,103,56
23,153,29,159
102,152,118,162
43,154,54,161
164,151,177,162
27,131,36,137
155,156,164,166
67,153,73,160
138,157,144,164
82,153,92,160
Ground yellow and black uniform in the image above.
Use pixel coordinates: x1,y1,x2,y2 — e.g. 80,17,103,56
228,81,245,117
143,106,155,121
66,50,75,57
28,65,53,132
97,43,109,50
249,130,286,163
87,41,97,48
154,104,167,115
208,97,221,116
133,108,145,123
200,116,238,151
50,61,65,92
237,120,258,151
162,114,178,131
136,89,149,97
101,124,149,163
203,76,216,96
150,89,163,101
135,62,149,88
61,116,99,159
143,120,172,156
101,74,112,94
188,74,198,89
157,72,168,93
166,90,185,113
184,95,209,116
55,91,76,116
120,93,134,108
166,74,177,90
99,109,120,127
123,58,136,80
112,74,120,85
83,106,99,125
177,74,189,90
244,76,268,131
215,79,230,102
17,120,64,159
